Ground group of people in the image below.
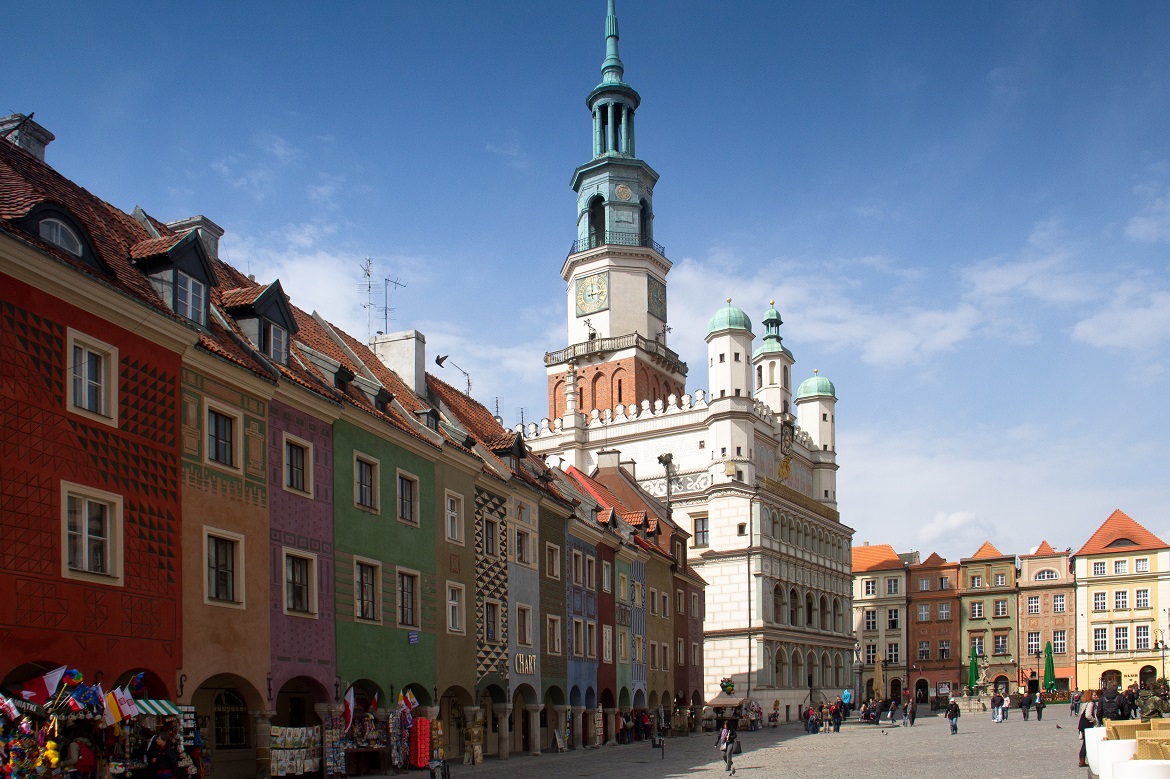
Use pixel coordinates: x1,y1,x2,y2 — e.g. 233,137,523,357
987,690,1047,722
800,698,848,733
857,697,917,726
616,709,658,744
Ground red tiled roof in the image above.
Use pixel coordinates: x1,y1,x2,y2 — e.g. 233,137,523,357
1023,540,1058,558
129,232,185,259
1075,509,1168,557
220,285,266,309
330,325,429,414
970,541,1004,560
852,544,902,572
915,552,948,567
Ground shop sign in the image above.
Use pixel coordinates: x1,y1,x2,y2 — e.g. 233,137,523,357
514,653,537,675
409,631,419,645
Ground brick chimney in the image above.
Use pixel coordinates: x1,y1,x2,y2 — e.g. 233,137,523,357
0,114,54,162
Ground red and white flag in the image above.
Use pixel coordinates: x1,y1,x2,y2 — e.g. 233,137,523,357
0,693,19,719
342,687,355,733
20,666,66,705
115,687,139,718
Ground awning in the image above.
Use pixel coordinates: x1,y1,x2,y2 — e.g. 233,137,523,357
135,699,181,717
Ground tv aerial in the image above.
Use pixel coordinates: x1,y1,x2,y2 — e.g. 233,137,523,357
434,354,471,396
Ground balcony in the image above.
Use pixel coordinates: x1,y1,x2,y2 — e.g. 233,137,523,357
569,230,666,258
544,332,686,373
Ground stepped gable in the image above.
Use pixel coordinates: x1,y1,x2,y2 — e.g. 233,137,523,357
851,543,902,572
1023,540,1058,558
1076,509,1169,557
969,541,1004,559
0,136,190,320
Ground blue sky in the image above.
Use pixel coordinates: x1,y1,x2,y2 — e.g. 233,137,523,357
8,2,1170,562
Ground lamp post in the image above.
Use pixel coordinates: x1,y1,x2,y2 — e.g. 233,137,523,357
1154,629,1168,686
1035,650,1042,697
852,643,863,712
881,659,890,699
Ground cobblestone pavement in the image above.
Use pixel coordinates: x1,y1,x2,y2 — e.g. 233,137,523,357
437,710,1085,779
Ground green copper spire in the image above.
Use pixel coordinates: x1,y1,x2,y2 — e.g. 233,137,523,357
601,0,625,84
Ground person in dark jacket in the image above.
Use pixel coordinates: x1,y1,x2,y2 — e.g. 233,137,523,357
1035,694,1046,721
945,697,961,734
1078,691,1100,767
718,718,738,775
149,733,181,779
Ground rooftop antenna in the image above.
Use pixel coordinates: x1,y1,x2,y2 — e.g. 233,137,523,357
434,354,471,396
658,323,672,344
358,257,375,341
379,276,406,334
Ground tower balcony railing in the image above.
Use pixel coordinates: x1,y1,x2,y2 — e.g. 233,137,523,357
569,230,666,257
544,332,684,370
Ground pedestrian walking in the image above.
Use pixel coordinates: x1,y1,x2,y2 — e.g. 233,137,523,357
945,697,961,735
1022,692,1032,721
901,700,909,727
718,718,738,776
1035,694,1046,721
1071,689,1082,717
1078,691,1100,768
888,698,898,724
907,698,917,727
990,692,1003,723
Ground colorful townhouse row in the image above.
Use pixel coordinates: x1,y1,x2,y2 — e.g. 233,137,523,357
0,115,705,778
852,509,1170,705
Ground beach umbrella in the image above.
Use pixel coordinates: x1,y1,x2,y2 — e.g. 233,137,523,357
968,644,979,690
1043,641,1056,691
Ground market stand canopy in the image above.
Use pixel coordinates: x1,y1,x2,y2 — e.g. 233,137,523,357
134,699,181,717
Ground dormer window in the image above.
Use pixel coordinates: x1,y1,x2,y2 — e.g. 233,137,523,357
40,218,82,256
266,322,288,364
176,271,207,325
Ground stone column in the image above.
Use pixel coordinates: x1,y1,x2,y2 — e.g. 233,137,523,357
584,707,597,747
603,708,617,746
495,705,512,760
620,106,630,153
552,705,569,750
570,706,585,750
525,704,543,756
252,709,276,779
606,103,616,153
462,707,481,765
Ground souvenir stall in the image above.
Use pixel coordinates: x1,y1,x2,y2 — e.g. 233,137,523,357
389,691,429,771
269,725,322,777
335,685,388,777
705,679,743,732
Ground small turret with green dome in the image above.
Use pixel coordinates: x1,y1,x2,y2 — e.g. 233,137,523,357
707,298,752,335
753,300,793,361
796,369,836,400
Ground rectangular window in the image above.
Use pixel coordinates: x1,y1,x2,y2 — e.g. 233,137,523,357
970,602,983,619
938,602,951,620
939,640,951,660
619,629,628,661
67,331,118,423
397,570,419,627
603,625,613,663
994,599,1007,617
1137,558,1150,573
1093,592,1106,611
447,583,465,633
918,641,930,660
1116,626,1129,651
176,271,207,325
485,600,501,642
602,562,613,592
208,408,235,466
1137,625,1150,650
635,583,643,608
485,519,498,557
66,494,110,576
864,579,876,596
397,471,418,524
678,637,685,665
546,543,562,579
1093,561,1106,576
1116,591,1128,610
619,573,629,602
206,531,241,604
939,576,950,590
635,635,643,663
517,605,532,646
886,578,900,595
586,557,596,589
649,588,659,616
1094,627,1107,652
1053,630,1067,654
692,591,700,618
692,642,700,666
1053,593,1066,613
677,589,685,615
587,622,597,657
515,529,530,564
994,573,1006,587
971,636,984,656
354,455,378,510
864,644,877,664
283,437,313,495
1027,595,1040,614
1137,589,1150,609
970,575,982,589
572,551,583,585
994,634,1008,654
919,578,931,591
356,561,379,621
661,592,670,618
1115,560,1128,575
887,608,900,630
547,616,563,654
266,322,289,363
1027,631,1040,655
886,643,900,663
864,610,877,630
445,493,464,544
693,516,709,547
917,604,930,622
573,619,584,656
284,552,316,616
649,641,658,669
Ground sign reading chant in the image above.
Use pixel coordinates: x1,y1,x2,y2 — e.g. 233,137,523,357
514,653,537,675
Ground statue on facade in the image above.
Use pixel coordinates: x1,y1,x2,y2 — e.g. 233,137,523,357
977,656,990,687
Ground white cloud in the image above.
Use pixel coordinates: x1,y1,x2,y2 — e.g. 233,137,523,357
484,139,530,171
1126,192,1170,243
1072,285,1170,351
212,133,300,200
962,221,1095,306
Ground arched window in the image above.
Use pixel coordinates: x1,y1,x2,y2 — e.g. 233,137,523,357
214,689,249,748
783,365,790,389
588,195,605,248
756,365,763,389
639,199,650,244
768,361,776,385
39,217,82,256
1034,569,1058,580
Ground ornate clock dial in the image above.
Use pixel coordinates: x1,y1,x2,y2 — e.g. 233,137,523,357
647,275,667,321
575,271,610,316
615,184,632,201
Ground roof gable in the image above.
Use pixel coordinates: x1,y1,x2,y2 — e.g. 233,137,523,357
970,541,1004,560
1076,509,1168,557
852,544,902,572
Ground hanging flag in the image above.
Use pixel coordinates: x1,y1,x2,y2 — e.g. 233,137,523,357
129,672,147,698
370,692,378,713
0,693,19,720
115,687,139,718
342,687,355,733
406,690,418,710
103,687,124,726
20,666,67,705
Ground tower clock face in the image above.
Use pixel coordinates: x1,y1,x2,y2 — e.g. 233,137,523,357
575,271,610,316
647,275,667,321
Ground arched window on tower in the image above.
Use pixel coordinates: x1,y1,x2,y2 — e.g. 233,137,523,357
588,195,605,249
613,105,625,153
783,364,790,389
768,361,776,385
639,199,649,245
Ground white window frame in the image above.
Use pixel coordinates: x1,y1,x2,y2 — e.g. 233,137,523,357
994,573,1006,587
175,270,207,325
918,641,930,661
1116,626,1129,651
485,599,502,643
863,579,876,596
546,542,562,580
692,642,700,666
1093,561,1106,576
354,557,382,623
1115,560,1128,575
1137,589,1150,609
1053,593,1066,613
692,592,700,617
61,481,124,586
205,399,242,471
887,608,900,630
397,567,421,628
353,451,380,512
619,629,629,661
516,603,533,646
938,640,951,660
864,610,877,630
572,550,583,585
661,591,670,618
602,561,613,593
1053,629,1067,654
677,589,685,615
649,587,659,616
485,518,499,557
40,217,82,256
282,432,314,497
1093,591,1107,611
993,599,1008,618
1026,631,1040,655
917,603,930,622
444,491,464,545
282,548,318,618
203,526,245,608
547,615,563,655
970,602,983,619
1136,558,1150,573
586,556,596,589
266,321,289,363
938,602,951,620
66,329,119,427
649,640,658,670
1094,627,1107,652
395,468,420,526
515,527,532,565
586,621,597,658
1027,595,1040,614
886,578,899,595
970,575,983,589
1137,625,1151,650
603,624,613,663
1116,590,1129,610
446,582,465,633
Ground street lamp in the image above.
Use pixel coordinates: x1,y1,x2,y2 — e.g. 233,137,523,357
1035,650,1042,697
852,643,863,711
1154,629,1168,685
881,659,890,698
